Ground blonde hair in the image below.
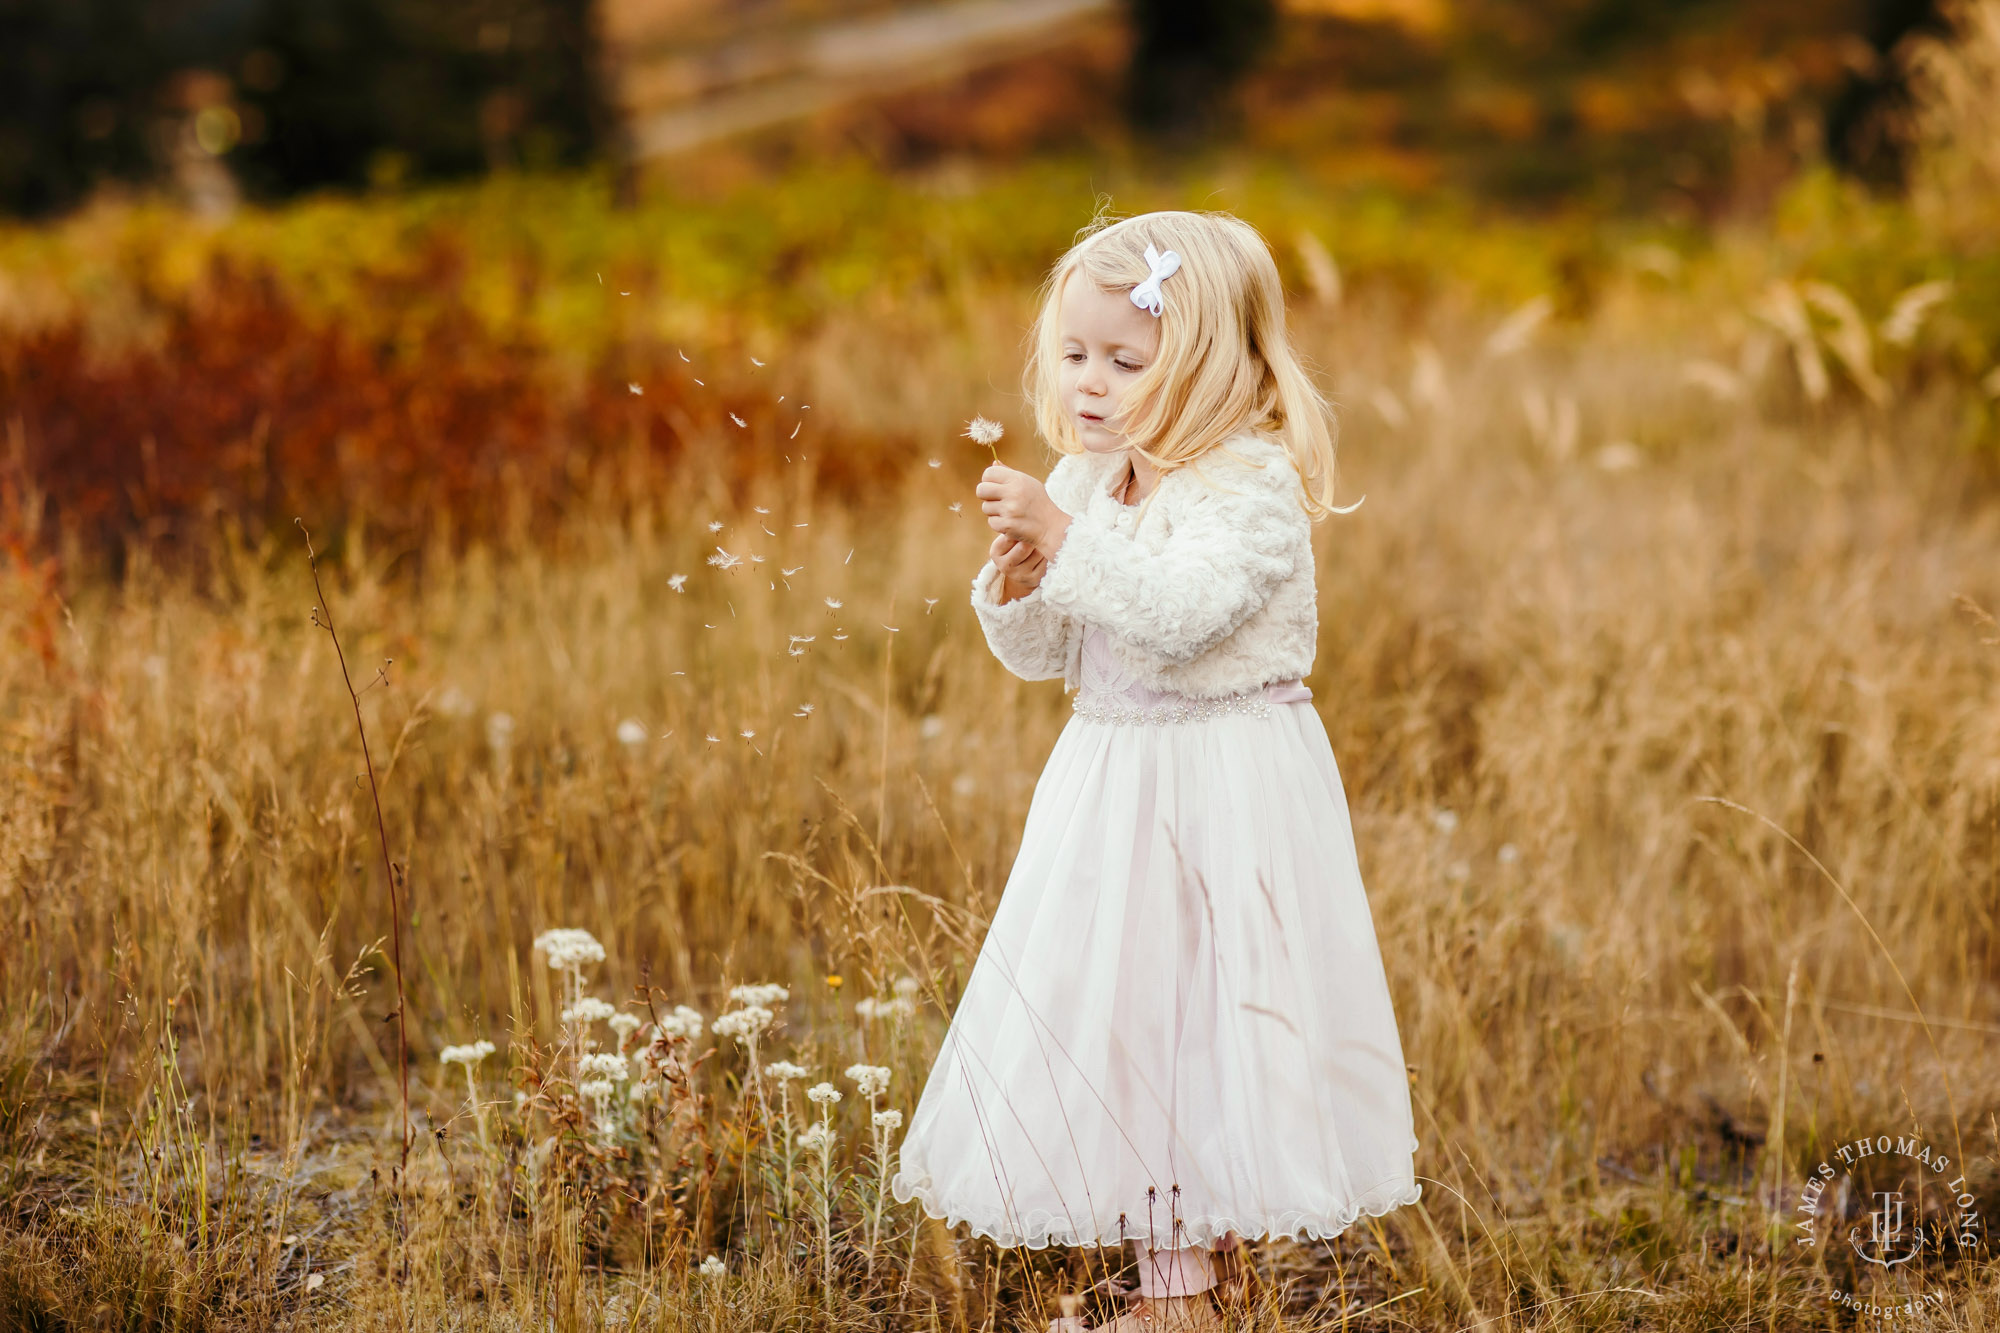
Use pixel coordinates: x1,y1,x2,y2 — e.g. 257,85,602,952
1023,208,1343,520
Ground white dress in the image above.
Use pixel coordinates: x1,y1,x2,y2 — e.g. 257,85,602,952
889,618,1422,1252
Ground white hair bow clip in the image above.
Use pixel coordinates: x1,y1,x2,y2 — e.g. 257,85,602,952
1128,243,1182,317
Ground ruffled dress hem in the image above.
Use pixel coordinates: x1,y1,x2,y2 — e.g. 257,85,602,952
888,1170,1423,1252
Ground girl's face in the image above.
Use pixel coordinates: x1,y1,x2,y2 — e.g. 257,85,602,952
1057,273,1162,454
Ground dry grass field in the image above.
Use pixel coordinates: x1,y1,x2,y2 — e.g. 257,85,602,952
3,13,2000,1331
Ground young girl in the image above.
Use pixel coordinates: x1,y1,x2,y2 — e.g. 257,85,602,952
889,211,1421,1333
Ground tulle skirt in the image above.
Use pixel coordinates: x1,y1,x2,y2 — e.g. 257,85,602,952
889,672,1422,1251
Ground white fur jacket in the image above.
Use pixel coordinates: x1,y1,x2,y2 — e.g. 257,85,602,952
969,429,1318,700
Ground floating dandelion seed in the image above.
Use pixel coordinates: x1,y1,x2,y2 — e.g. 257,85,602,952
790,634,816,644
824,597,842,610
708,548,743,571
753,506,769,515
964,416,1005,463
693,377,704,385
782,565,804,576
789,422,801,440
678,349,689,361
787,646,804,657
704,623,717,629
844,549,853,565
751,356,765,367
832,630,848,641
762,524,776,536
730,413,747,428
750,554,767,564
948,502,963,515
740,729,756,739
705,734,721,743
668,574,688,592
708,520,724,532
794,523,809,529
628,382,643,396
928,458,942,468
620,290,631,297
925,598,939,612
882,625,900,633
795,703,816,717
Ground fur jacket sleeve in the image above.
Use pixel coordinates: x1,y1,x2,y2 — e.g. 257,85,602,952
968,429,1320,700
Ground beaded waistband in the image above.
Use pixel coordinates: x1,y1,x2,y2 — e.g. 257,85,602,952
1069,679,1309,726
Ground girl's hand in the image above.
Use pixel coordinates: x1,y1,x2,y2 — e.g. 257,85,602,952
990,534,1047,604
977,464,1071,560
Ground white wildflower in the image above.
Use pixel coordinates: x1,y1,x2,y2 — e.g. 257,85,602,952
439,1039,496,1066
873,1108,903,1132
485,712,515,753
728,983,790,1008
700,1254,726,1278
894,976,921,999
617,718,648,746
657,1004,704,1042
562,997,617,1026
579,1052,629,1081
807,1081,841,1106
578,1079,615,1101
609,1013,642,1041
798,1122,832,1152
764,1060,810,1083
711,1006,774,1041
534,928,606,973
846,1064,891,1098
1432,808,1459,835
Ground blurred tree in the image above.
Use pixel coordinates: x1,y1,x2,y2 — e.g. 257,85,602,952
1122,0,1277,142
237,0,607,194
1824,0,1945,187
0,0,606,215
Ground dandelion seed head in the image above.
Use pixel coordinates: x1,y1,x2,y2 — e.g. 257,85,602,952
708,520,724,532
964,416,1005,446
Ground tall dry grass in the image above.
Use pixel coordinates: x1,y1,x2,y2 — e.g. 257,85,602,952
3,235,1998,1328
